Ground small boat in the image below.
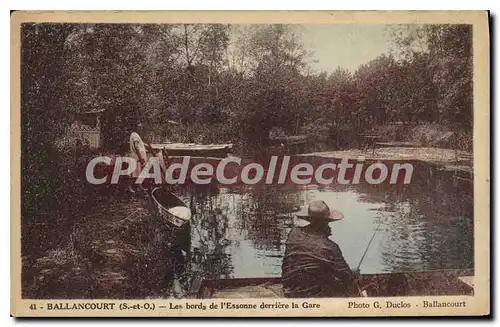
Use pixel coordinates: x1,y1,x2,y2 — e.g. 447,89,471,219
150,143,233,158
196,270,474,299
151,187,191,228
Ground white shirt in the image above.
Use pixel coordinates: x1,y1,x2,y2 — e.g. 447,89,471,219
129,132,148,164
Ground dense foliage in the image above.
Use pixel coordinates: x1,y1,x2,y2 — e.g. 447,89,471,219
21,23,473,216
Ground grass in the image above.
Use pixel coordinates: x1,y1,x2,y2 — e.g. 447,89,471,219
22,193,171,299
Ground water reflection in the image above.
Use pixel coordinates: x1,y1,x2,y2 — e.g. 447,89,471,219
171,161,473,284
187,187,233,281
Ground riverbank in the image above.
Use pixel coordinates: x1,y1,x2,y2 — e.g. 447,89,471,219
21,194,169,299
299,146,473,176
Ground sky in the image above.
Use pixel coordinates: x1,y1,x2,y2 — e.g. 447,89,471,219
301,24,393,73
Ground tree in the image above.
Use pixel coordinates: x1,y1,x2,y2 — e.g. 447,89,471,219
21,23,75,218
64,24,182,147
232,24,310,146
388,24,473,128
426,25,473,126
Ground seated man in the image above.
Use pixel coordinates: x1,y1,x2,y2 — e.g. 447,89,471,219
282,200,357,298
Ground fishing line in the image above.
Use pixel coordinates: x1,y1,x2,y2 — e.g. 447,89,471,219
353,220,384,297
356,220,383,272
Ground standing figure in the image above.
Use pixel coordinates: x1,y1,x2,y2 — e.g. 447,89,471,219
128,124,148,194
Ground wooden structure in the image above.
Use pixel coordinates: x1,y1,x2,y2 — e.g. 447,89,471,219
196,270,474,299
69,109,105,149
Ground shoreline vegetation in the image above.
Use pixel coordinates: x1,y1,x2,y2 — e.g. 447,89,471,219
300,147,472,174
21,23,473,299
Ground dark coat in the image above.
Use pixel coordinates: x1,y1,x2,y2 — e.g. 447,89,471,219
282,225,355,298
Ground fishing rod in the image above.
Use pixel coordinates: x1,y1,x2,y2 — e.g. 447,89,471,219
356,221,383,272
352,221,383,297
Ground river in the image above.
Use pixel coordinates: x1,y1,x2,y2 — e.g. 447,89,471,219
171,159,473,280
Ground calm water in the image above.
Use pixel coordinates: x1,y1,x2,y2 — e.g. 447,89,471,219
173,160,473,279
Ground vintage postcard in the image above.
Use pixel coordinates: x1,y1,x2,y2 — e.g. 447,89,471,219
11,11,490,317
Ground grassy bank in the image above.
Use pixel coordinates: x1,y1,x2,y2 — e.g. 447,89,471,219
22,194,171,299
368,123,472,151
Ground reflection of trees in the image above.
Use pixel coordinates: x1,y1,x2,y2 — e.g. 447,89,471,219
352,162,473,273
184,185,234,281
354,162,473,217
195,208,232,279
236,185,299,253
377,202,429,273
286,160,473,274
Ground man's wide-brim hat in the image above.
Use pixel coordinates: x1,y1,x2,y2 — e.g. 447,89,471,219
296,200,344,221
